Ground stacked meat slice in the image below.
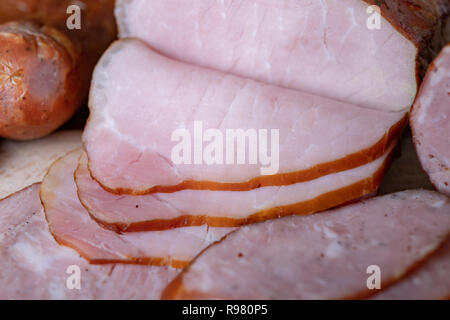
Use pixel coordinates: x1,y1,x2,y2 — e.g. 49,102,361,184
0,185,177,299
163,190,450,299
83,0,449,228
1,0,449,299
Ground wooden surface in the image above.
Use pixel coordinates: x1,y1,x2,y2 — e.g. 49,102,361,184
379,128,433,195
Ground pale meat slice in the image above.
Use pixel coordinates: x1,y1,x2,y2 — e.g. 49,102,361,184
162,190,450,300
410,45,450,196
0,184,178,300
84,39,406,195
372,240,450,300
40,150,234,268
76,142,395,231
116,0,449,111
0,130,81,199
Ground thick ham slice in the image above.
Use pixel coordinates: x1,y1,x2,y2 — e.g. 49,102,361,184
162,190,450,300
0,184,178,299
40,150,234,268
76,143,395,231
0,130,81,199
116,0,449,111
372,240,450,300
410,45,450,196
83,39,406,195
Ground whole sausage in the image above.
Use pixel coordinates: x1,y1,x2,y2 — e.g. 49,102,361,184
0,22,88,140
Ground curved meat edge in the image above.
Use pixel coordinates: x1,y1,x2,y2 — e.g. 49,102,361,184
162,189,450,300
76,142,397,231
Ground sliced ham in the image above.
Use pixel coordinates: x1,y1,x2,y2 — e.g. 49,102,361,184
0,130,81,200
410,44,450,196
116,0,449,111
76,142,395,230
40,150,234,267
83,39,406,195
0,184,178,299
372,240,450,300
162,190,450,300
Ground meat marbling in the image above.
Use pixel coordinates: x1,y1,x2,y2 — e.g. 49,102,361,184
83,39,406,195
0,184,178,299
40,150,234,268
76,143,395,230
116,0,449,111
162,190,450,300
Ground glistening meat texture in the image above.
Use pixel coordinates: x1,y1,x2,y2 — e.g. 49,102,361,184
40,150,234,268
162,190,450,300
0,184,178,299
76,144,395,231
410,45,450,196
116,0,449,111
83,39,406,194
372,240,450,300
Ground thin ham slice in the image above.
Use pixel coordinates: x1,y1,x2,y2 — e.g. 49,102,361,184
372,240,450,300
83,39,406,195
40,150,234,268
0,184,178,299
410,44,450,196
162,190,450,300
116,0,449,111
76,142,395,231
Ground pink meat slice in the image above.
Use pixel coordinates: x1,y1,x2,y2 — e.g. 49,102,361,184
115,0,421,112
76,143,394,231
0,184,178,300
162,190,450,300
83,39,405,194
410,45,450,196
40,150,234,268
372,239,450,300
116,1,449,112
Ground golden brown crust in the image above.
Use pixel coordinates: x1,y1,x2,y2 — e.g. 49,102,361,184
0,22,88,140
162,194,450,301
39,149,191,269
80,136,399,232
162,145,397,299
86,114,407,196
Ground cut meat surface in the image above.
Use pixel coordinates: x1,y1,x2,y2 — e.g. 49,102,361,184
84,39,406,194
410,45,450,196
372,239,450,300
41,150,234,268
116,0,448,111
0,130,81,199
162,190,450,300
116,0,417,111
0,184,178,299
77,143,395,230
